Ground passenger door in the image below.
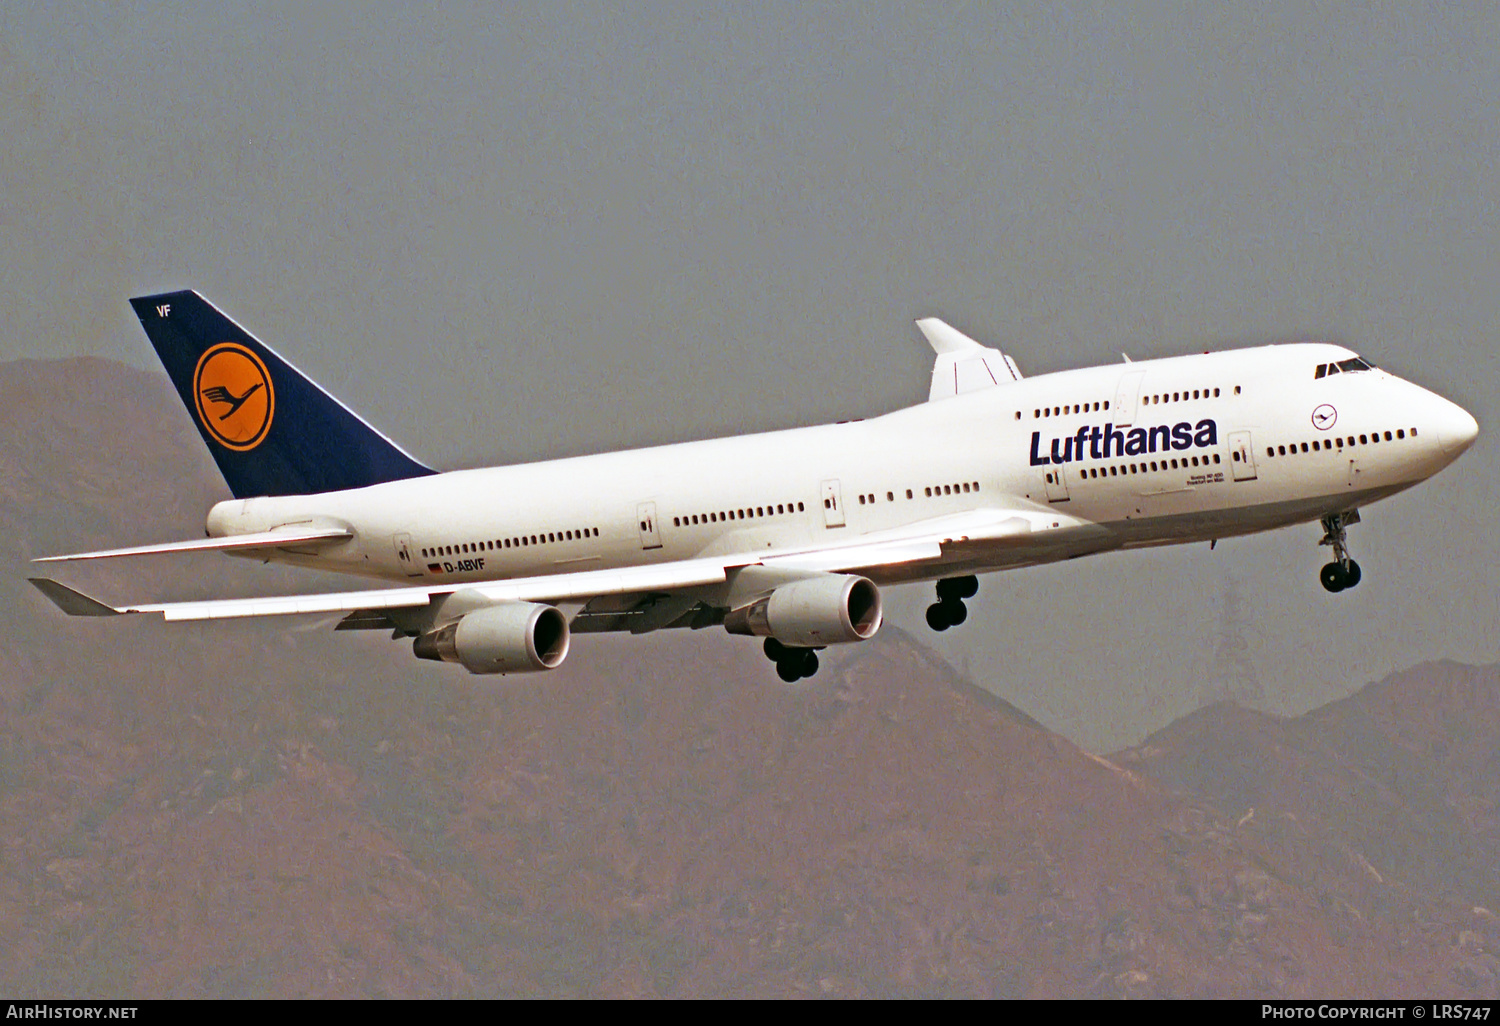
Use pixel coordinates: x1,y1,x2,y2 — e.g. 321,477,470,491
820,479,846,527
392,532,424,577
636,502,662,550
1229,431,1258,481
1113,370,1146,427
1042,466,1070,502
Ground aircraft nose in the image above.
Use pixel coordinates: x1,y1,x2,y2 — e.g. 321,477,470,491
1435,400,1479,456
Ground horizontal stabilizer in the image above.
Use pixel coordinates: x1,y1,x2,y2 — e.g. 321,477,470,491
33,526,353,563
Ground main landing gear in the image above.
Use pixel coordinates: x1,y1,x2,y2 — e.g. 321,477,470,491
1319,510,1363,593
764,637,821,682
927,575,979,632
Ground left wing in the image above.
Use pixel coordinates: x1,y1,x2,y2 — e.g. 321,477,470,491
30,505,1102,625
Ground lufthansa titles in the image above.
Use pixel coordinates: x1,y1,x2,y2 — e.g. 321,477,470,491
1030,419,1220,466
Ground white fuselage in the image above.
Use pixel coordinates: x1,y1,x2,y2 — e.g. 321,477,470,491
208,342,1477,588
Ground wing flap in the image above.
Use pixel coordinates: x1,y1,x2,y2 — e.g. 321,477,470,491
33,526,353,562
334,610,401,631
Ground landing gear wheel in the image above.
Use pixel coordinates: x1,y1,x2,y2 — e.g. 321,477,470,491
926,598,968,631
926,602,950,631
764,638,786,661
936,575,979,601
1320,562,1346,593
799,649,819,677
1318,511,1364,594
774,647,819,682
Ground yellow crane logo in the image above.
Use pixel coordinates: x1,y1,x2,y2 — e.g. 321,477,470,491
193,342,274,450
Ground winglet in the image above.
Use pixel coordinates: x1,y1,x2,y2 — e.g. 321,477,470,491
29,579,125,617
916,317,985,354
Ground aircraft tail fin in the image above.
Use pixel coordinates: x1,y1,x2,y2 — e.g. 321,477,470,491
130,290,435,498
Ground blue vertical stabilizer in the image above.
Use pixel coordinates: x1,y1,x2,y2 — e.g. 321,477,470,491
130,290,435,498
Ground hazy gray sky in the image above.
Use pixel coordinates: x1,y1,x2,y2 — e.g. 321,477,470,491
5,2,1496,749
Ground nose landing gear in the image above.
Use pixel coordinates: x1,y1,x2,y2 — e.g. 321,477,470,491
1319,511,1363,592
927,575,978,632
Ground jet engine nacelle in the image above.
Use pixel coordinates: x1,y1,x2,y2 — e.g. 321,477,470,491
724,574,883,647
413,602,571,674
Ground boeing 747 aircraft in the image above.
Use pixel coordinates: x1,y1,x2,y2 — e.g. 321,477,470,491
31,291,1479,682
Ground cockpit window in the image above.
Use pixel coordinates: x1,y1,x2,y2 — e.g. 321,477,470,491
1315,356,1375,379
